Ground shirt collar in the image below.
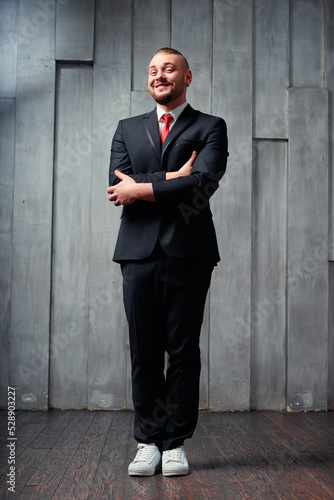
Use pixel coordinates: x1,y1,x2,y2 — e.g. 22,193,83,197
157,101,188,122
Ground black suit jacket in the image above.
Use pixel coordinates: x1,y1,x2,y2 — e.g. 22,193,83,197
109,104,228,263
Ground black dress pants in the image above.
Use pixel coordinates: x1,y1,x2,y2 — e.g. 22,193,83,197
121,245,215,451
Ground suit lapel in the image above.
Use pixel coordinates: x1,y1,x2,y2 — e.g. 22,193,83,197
162,105,197,158
143,105,198,163
143,109,161,162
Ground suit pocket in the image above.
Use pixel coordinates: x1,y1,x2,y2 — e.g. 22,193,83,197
175,139,202,148
173,140,203,168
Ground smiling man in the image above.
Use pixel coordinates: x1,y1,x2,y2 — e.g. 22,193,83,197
108,48,228,477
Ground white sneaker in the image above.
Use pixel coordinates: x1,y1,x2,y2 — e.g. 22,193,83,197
128,443,161,476
162,446,189,476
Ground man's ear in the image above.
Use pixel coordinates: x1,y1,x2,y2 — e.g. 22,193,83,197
185,69,192,86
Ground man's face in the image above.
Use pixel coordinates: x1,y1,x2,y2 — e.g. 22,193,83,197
148,53,192,108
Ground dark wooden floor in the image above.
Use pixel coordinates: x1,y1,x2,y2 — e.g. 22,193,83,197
0,409,333,499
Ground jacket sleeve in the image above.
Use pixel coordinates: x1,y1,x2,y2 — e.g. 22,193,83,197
152,117,228,206
109,121,166,186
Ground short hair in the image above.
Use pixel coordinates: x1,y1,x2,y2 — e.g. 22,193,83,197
154,47,189,70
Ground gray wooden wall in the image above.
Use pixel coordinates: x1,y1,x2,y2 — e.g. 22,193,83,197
0,0,333,411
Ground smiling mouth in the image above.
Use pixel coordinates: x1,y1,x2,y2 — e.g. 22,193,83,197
154,83,171,89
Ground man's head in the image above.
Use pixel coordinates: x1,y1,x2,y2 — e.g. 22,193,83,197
148,48,192,110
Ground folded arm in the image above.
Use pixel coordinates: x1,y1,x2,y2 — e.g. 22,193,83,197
152,118,228,206
108,117,228,207
108,151,196,205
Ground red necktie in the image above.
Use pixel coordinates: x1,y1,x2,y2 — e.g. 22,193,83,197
161,114,173,144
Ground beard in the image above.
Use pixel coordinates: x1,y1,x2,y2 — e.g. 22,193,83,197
150,81,184,106
153,93,172,105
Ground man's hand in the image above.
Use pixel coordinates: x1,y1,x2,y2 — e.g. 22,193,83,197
108,170,155,206
178,150,197,176
107,170,137,206
166,151,197,179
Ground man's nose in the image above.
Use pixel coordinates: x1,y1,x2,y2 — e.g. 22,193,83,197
155,70,166,80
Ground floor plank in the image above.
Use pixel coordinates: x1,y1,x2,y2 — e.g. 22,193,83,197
0,448,49,499
89,411,133,499
30,410,76,449
230,412,333,499
0,413,54,475
26,411,95,498
199,412,280,499
0,409,333,499
51,411,111,499
260,413,334,496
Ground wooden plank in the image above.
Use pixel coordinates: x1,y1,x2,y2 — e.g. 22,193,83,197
27,411,95,489
324,0,333,408
132,0,170,91
325,0,334,261
55,0,94,61
50,64,93,409
287,88,329,411
191,414,269,499
291,412,334,442
130,90,154,116
185,437,228,499
210,0,253,410
172,0,213,114
89,412,132,499
50,412,110,500
0,0,19,98
30,410,76,449
0,416,53,475
0,409,38,445
304,412,334,439
198,413,281,498
290,0,324,88
249,412,334,497
0,448,49,499
10,0,56,410
0,418,8,447
13,422,52,458
16,486,50,499
87,0,132,410
0,100,15,407
253,0,288,139
265,412,334,473
232,412,334,498
251,141,287,410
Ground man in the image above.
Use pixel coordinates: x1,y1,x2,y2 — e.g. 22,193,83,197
107,48,228,477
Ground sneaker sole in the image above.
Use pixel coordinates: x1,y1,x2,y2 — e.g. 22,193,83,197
128,470,155,476
162,467,189,477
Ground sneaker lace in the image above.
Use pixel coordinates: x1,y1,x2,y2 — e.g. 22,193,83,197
134,444,156,462
165,448,183,462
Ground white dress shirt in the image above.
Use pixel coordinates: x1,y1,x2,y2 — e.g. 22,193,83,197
157,101,189,135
